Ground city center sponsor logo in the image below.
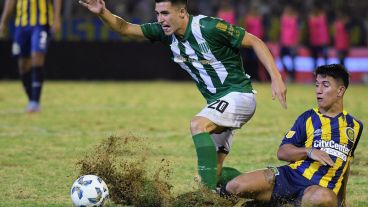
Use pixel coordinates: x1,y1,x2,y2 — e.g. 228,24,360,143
313,140,351,161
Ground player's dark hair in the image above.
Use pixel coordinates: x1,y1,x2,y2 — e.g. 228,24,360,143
155,0,188,8
315,64,350,88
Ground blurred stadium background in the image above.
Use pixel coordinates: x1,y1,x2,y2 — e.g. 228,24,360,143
1,0,368,82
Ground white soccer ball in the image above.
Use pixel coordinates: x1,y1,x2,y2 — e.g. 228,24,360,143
70,175,109,207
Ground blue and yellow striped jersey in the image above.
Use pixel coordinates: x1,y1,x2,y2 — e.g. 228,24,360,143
15,0,55,27
281,108,363,194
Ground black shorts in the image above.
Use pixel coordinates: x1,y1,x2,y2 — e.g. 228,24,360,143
271,165,314,205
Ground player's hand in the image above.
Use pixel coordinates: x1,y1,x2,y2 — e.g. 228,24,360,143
79,0,105,15
308,148,334,166
271,76,287,109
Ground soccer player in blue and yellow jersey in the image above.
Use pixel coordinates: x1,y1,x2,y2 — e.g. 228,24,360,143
221,64,363,206
0,0,62,113
79,0,287,190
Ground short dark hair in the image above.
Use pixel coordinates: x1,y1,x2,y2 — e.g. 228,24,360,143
315,64,350,88
155,0,188,7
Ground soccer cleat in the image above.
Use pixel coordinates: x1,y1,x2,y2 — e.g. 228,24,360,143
216,184,234,199
26,101,40,113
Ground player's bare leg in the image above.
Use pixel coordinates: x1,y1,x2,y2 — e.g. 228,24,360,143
31,52,45,66
18,57,32,74
190,116,225,135
217,152,226,177
225,168,274,201
24,52,46,113
18,57,33,107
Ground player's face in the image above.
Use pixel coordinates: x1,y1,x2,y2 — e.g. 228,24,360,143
155,2,185,36
315,75,344,110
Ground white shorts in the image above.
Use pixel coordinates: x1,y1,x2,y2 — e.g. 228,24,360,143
197,92,256,129
196,92,256,153
211,129,235,154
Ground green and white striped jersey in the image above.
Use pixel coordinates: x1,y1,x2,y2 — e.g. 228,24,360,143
141,15,253,103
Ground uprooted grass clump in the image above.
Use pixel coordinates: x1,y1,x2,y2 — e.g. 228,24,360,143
76,135,173,207
76,135,237,207
173,186,235,207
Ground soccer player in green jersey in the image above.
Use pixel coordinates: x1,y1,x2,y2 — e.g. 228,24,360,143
219,64,363,206
79,0,287,189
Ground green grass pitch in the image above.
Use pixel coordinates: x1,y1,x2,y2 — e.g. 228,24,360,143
0,81,367,206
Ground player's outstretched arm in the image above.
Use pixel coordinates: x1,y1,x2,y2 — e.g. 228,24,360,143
242,33,287,109
277,144,334,166
0,0,16,38
79,0,145,39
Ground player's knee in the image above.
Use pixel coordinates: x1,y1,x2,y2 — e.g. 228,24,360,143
226,180,242,195
302,186,337,207
31,53,46,66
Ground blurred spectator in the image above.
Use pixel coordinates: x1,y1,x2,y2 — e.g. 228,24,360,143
1,0,368,48
333,10,351,67
307,3,330,69
109,0,130,21
243,5,266,81
217,0,236,25
244,5,265,39
279,4,300,82
133,0,154,23
196,0,216,16
234,0,247,22
366,17,368,47
62,0,72,20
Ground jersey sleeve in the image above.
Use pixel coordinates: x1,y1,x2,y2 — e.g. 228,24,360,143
203,18,245,48
140,22,166,42
350,119,364,157
280,113,308,147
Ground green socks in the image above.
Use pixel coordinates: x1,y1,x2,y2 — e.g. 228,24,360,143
217,167,242,187
192,133,242,189
192,132,218,189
